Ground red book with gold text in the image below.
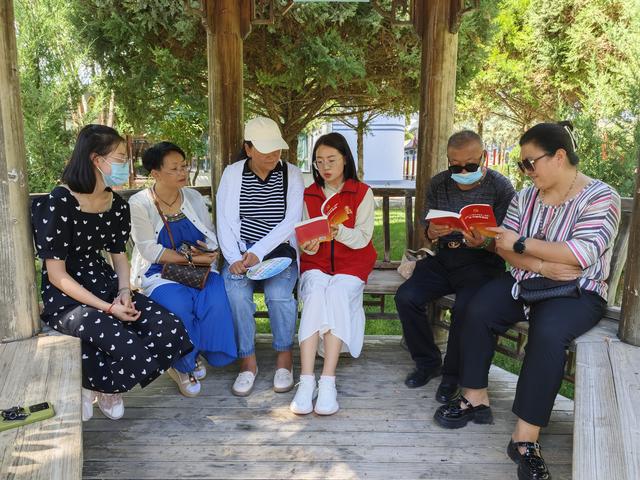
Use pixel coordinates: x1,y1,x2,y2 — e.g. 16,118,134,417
295,192,353,244
425,204,498,237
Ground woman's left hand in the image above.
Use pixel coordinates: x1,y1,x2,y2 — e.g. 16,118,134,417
486,226,519,251
241,252,260,268
115,288,134,309
330,223,340,240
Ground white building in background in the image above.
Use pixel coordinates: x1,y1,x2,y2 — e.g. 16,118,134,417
297,115,408,183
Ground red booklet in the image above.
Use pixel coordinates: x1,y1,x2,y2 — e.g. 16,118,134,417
425,204,498,237
295,193,353,244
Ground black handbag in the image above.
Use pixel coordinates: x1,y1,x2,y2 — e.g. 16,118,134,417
151,191,210,290
518,277,581,304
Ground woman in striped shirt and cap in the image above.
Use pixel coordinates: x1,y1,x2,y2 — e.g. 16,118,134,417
434,121,621,480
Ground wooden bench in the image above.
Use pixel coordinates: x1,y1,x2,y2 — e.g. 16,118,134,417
573,322,640,479
0,335,82,479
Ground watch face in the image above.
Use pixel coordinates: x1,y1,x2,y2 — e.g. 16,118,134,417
514,237,526,254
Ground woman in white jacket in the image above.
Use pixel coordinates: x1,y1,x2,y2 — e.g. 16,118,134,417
130,142,237,397
217,117,304,397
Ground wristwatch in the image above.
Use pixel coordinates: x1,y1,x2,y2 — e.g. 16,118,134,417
513,236,527,254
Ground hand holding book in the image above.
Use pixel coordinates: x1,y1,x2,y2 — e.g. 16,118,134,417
425,203,498,238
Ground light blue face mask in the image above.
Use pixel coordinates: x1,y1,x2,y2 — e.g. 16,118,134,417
451,169,483,185
99,161,129,187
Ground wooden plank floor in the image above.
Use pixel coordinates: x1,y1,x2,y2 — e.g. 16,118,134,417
82,336,573,480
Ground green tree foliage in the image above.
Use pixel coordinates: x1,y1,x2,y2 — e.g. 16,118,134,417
458,0,640,195
16,0,85,192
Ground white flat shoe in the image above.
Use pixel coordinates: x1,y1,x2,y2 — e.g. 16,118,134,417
232,368,258,397
314,378,339,416
289,376,317,415
273,368,294,393
81,387,96,422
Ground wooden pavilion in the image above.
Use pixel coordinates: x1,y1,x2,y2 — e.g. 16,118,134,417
1,1,640,478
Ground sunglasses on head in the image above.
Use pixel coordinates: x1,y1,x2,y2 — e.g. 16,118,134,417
517,153,550,173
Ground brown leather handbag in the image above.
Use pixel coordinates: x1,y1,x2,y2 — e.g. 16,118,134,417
152,190,210,290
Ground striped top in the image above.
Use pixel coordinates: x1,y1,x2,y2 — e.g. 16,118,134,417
239,160,286,243
502,179,621,300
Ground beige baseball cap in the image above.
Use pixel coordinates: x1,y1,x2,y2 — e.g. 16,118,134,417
244,117,289,154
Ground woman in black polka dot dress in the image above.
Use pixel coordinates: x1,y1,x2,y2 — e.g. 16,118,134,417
31,125,193,421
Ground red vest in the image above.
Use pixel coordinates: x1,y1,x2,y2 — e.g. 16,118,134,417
300,180,377,282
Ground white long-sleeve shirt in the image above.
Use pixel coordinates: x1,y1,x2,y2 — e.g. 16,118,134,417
216,159,304,263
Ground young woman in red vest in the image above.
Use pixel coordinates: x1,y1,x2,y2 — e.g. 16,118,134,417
290,132,377,416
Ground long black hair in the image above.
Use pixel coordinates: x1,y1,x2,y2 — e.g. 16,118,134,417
519,121,579,165
311,132,359,187
62,124,125,193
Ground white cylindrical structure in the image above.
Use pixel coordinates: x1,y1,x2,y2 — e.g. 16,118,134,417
332,115,406,182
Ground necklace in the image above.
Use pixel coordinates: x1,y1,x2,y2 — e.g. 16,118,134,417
153,185,180,207
534,169,579,240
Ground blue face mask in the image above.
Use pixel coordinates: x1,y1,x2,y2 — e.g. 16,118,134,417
99,161,129,187
451,169,483,185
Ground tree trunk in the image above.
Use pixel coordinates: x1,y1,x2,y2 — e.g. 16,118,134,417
205,0,249,212
619,151,640,346
0,0,40,341
413,0,459,248
107,90,115,127
356,112,365,180
286,135,299,165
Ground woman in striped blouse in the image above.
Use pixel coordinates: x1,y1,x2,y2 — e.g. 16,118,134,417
434,122,621,480
217,117,304,397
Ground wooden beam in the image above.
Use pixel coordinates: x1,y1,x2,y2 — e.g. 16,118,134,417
619,150,640,346
0,0,40,342
412,0,459,247
205,0,246,202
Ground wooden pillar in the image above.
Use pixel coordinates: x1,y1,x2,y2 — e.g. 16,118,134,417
412,0,459,247
205,0,250,197
619,152,640,346
0,0,40,341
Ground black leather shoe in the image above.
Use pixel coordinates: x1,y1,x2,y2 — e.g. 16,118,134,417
507,439,552,480
404,367,441,388
433,395,493,429
435,382,460,404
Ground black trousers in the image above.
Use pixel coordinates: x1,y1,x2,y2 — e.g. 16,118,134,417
394,248,504,383
459,273,605,427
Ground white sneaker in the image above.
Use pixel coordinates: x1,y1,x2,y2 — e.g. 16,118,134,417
96,392,125,420
232,368,258,397
289,376,317,415
314,377,339,415
81,388,96,422
193,358,207,380
273,368,294,393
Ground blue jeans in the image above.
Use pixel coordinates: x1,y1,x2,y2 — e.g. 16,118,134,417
222,259,298,357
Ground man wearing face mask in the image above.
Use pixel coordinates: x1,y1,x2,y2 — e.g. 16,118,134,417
395,130,515,404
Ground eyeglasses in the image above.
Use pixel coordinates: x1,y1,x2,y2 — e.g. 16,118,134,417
313,158,339,169
164,165,190,175
447,154,483,174
517,153,550,173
